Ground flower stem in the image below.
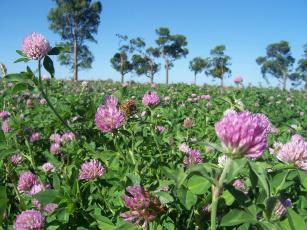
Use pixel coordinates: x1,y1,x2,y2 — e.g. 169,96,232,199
37,60,76,135
210,157,233,230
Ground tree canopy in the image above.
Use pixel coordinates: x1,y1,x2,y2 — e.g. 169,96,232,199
48,0,102,81
256,41,295,90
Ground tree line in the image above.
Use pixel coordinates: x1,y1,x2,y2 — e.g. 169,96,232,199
47,0,306,90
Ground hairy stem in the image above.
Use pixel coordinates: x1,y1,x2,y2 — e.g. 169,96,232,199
210,157,233,230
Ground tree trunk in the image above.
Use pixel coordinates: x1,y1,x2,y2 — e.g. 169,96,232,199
121,73,124,84
73,19,78,81
283,74,287,90
120,54,124,84
165,59,169,84
73,38,78,81
194,73,197,85
220,68,224,95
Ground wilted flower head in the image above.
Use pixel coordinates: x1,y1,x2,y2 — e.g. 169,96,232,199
39,98,47,105
218,155,228,167
41,162,55,173
61,132,75,142
271,198,292,220
81,81,89,88
155,125,165,134
14,209,44,230
17,171,38,192
142,91,160,107
184,149,203,166
202,204,211,214
232,179,248,193
32,199,42,210
79,160,105,180
22,32,51,60
183,117,193,128
201,94,210,100
179,143,191,154
299,111,305,117
151,83,157,88
215,111,270,159
44,203,58,214
50,143,60,155
0,111,10,120
234,76,243,84
164,96,171,104
95,104,125,133
42,75,49,81
49,133,61,144
10,154,23,165
121,186,161,228
276,135,307,171
30,132,40,142
122,82,129,88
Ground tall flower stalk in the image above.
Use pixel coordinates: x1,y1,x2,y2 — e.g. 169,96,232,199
210,157,233,230
36,59,75,134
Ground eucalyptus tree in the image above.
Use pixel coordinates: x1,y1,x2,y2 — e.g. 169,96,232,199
155,27,188,84
48,0,102,81
131,38,160,83
110,34,134,83
295,44,307,88
202,45,231,93
256,41,295,90
189,57,209,84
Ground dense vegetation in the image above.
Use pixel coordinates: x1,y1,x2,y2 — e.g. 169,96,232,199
0,74,306,229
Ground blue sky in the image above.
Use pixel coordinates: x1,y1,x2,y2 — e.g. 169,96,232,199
0,0,306,87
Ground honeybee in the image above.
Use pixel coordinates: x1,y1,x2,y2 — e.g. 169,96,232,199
120,99,137,117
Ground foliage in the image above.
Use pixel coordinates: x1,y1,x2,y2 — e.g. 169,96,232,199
256,41,296,90
131,38,160,83
155,27,189,84
189,57,209,84
48,0,102,81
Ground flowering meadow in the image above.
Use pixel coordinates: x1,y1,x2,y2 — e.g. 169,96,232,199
0,33,307,230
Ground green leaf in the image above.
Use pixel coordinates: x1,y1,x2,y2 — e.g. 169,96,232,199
226,158,247,183
53,173,61,190
11,83,29,94
14,57,30,63
0,130,5,144
187,175,211,195
220,209,256,226
177,188,197,210
43,55,55,78
259,221,281,230
249,162,270,197
48,47,62,55
287,209,307,230
155,191,174,204
34,189,59,206
162,167,187,188
4,73,31,83
297,170,307,189
221,190,235,206
115,222,138,230
0,186,8,225
16,50,27,57
0,148,17,160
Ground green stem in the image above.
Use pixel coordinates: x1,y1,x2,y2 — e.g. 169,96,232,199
25,139,36,170
128,150,136,165
37,60,76,135
210,157,233,230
